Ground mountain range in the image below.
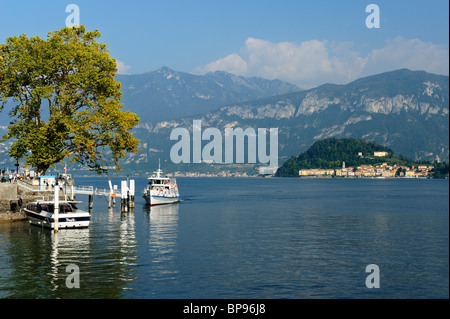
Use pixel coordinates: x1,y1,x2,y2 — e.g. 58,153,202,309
127,68,448,172
117,67,302,123
0,67,448,174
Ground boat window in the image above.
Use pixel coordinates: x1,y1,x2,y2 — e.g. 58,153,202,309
60,204,73,213
39,204,54,213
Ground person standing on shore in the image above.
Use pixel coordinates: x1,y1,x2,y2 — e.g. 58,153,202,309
9,173,12,183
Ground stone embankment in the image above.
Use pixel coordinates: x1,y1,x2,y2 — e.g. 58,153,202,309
0,180,66,223
0,183,26,222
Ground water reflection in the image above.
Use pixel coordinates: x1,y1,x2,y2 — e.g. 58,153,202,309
81,207,139,298
49,229,90,293
1,178,447,299
143,204,180,281
1,207,142,298
1,225,92,298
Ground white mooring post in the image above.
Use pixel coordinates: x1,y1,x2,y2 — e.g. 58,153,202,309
108,179,113,208
71,184,75,201
54,183,59,232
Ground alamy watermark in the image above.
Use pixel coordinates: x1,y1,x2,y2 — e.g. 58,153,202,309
170,120,279,168
66,263,80,289
365,264,380,288
65,4,80,27
365,4,380,29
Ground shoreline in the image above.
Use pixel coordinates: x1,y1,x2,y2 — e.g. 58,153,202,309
61,174,448,179
0,210,27,223
0,176,448,223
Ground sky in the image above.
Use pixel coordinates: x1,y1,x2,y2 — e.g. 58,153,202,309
0,0,448,88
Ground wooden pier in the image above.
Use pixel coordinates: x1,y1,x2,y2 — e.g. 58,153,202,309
0,177,136,222
66,178,135,211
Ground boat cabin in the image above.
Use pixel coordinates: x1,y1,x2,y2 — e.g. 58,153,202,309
26,202,77,214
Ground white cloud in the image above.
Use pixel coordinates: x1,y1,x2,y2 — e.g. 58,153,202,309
203,53,248,76
243,38,336,84
364,37,449,76
116,60,131,74
198,37,449,88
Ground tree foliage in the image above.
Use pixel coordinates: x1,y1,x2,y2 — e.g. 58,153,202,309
0,26,139,174
430,162,449,179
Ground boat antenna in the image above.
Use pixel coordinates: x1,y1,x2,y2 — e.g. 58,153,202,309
153,158,162,178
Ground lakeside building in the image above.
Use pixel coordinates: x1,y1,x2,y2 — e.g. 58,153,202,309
405,170,429,178
299,163,436,178
298,168,335,177
374,151,389,157
173,171,252,177
335,167,355,177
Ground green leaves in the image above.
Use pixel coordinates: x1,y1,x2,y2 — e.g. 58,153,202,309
0,26,139,174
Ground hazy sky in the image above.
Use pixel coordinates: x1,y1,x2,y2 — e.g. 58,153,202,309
0,0,448,88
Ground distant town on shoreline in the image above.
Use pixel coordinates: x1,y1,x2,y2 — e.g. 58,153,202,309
275,138,449,179
1,138,448,180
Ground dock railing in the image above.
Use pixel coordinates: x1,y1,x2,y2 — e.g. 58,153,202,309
17,178,135,210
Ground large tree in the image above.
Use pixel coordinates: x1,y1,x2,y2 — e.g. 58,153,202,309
0,26,139,174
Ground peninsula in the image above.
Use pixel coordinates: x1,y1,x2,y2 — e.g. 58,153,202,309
275,138,449,178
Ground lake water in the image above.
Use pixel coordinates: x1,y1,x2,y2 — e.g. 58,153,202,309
0,177,448,299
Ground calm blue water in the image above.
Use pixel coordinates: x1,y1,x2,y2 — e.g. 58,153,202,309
0,177,448,299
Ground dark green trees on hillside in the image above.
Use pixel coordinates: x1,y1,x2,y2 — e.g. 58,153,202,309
276,138,416,177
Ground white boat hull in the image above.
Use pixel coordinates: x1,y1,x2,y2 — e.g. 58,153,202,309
25,209,90,229
144,194,180,206
144,164,180,206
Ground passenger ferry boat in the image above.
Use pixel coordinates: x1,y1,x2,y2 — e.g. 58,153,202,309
143,164,180,206
24,200,91,229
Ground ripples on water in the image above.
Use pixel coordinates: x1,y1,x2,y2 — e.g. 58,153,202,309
0,178,448,299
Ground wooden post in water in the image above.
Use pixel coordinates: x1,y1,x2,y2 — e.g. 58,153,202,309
88,192,94,210
121,180,128,213
129,180,135,208
54,182,59,232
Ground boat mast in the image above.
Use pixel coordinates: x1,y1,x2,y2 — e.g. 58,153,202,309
154,159,162,178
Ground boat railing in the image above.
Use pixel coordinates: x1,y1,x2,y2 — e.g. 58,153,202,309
73,186,94,194
17,179,58,192
94,187,111,196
